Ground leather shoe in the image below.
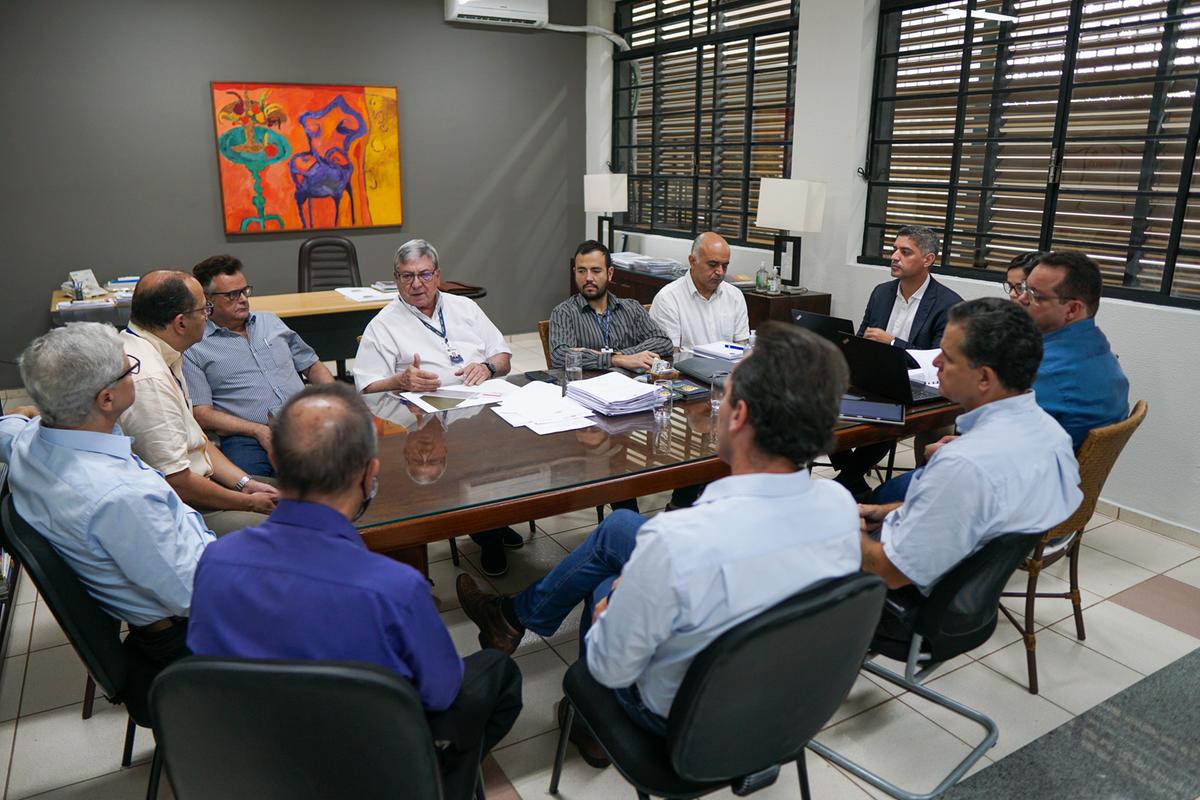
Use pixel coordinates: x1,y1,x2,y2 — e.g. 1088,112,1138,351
557,700,611,769
500,526,525,549
456,575,522,655
478,541,508,577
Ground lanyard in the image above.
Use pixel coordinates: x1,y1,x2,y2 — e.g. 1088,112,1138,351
597,307,612,348
406,302,464,364
122,327,185,395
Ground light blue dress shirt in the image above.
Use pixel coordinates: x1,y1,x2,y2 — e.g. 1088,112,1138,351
0,415,214,626
182,313,319,424
881,392,1083,593
585,470,862,717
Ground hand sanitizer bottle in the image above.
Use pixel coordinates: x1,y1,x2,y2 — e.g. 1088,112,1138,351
755,262,770,292
768,266,781,294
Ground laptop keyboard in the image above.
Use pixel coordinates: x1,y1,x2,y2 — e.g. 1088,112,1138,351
909,381,943,402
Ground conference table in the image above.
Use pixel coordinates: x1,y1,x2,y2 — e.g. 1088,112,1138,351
354,383,961,574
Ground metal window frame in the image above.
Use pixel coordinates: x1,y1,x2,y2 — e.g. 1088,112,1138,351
861,0,1200,308
612,0,800,248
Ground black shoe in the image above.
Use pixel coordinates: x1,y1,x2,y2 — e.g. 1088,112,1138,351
557,700,611,769
500,527,525,549
456,575,522,655
478,541,509,577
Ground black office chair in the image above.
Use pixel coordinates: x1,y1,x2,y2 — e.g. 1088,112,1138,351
298,235,361,292
150,657,445,800
809,532,1038,800
550,572,887,800
0,496,163,799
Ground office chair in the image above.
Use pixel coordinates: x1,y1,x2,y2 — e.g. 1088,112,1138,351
551,572,887,799
297,236,361,292
0,496,163,800
150,657,447,800
810,532,1038,799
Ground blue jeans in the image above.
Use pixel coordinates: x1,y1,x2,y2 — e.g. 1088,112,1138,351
512,510,669,736
870,467,922,505
218,435,274,478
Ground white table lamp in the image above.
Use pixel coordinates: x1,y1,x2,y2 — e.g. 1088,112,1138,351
584,173,628,251
755,177,827,291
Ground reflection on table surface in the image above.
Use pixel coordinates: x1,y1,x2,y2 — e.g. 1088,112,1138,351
356,389,721,530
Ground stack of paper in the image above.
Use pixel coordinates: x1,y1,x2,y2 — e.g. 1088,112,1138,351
907,348,941,387
334,286,393,303
371,280,397,292
565,372,664,416
692,341,747,361
493,381,595,435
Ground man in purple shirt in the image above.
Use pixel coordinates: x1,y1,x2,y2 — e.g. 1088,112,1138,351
187,383,521,800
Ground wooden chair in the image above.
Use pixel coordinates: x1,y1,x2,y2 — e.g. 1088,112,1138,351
999,400,1148,694
537,319,552,369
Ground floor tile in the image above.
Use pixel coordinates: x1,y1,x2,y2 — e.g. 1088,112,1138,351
15,570,36,606
822,674,893,728
550,528,590,553
6,703,155,799
1080,521,1200,574
29,600,69,653
812,698,978,798
1165,556,1200,590
0,719,14,797
428,556,489,614
1042,545,1155,598
495,729,632,800
1084,511,1113,531
1000,570,1103,630
1,654,27,722
1051,598,1200,674
467,536,569,597
899,661,1073,759
498,648,568,749
5,602,35,658
979,629,1141,714
535,508,603,535
18,644,87,717
19,761,175,799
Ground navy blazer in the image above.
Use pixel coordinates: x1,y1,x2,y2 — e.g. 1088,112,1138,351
856,276,963,351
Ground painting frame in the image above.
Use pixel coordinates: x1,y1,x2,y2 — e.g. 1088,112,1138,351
210,80,403,236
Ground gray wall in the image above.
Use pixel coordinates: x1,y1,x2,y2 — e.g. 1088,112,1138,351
0,0,586,387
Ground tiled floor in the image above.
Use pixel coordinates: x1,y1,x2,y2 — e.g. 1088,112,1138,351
2,334,1200,798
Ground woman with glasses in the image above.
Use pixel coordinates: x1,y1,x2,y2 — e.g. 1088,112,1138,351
1003,251,1044,302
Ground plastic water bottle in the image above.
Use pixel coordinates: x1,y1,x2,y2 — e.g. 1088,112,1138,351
755,262,770,291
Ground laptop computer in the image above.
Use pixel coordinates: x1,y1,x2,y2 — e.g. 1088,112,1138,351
790,309,855,342
674,356,733,387
835,334,943,404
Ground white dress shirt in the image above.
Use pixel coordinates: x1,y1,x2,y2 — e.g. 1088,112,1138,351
649,274,750,350
119,323,213,478
353,292,511,391
885,274,931,345
881,392,1082,593
585,470,862,717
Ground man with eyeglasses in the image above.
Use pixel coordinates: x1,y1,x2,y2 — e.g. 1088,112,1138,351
354,239,518,575
119,270,278,535
1,323,215,667
183,255,335,477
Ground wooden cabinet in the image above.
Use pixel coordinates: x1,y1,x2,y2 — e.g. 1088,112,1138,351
569,266,833,329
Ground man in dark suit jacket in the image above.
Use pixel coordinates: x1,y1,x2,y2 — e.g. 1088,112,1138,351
833,225,963,499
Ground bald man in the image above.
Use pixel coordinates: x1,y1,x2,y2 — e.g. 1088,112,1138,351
649,232,750,350
119,270,277,535
187,383,521,800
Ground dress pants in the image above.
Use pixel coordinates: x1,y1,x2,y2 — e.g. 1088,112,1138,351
125,618,191,669
426,649,523,800
218,434,275,478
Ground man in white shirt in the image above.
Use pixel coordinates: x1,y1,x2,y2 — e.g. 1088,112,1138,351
354,239,518,575
119,271,278,535
859,298,1081,624
649,231,749,350
456,323,861,765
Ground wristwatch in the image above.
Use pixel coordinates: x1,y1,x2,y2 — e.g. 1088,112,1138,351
484,360,497,377
234,475,251,492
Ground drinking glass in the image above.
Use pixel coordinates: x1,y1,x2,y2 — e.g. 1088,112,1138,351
653,379,673,425
710,372,728,413
565,350,583,383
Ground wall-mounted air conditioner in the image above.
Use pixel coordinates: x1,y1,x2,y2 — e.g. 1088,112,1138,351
444,0,548,29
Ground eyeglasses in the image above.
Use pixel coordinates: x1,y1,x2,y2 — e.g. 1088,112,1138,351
1002,281,1021,295
395,270,438,285
1016,282,1071,304
108,355,140,386
207,285,253,301
184,301,214,318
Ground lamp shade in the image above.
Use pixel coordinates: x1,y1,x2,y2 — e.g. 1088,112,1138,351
755,177,826,232
584,173,629,214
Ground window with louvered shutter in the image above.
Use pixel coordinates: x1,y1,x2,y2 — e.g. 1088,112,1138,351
862,0,1200,308
613,0,799,247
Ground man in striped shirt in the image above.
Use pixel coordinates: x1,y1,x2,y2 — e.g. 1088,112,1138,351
549,240,672,371
183,255,335,477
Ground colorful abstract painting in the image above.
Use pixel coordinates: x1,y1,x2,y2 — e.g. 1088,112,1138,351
210,82,403,234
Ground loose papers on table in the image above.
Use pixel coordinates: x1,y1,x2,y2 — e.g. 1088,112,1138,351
565,372,665,416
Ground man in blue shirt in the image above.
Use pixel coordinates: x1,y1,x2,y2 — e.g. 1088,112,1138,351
457,323,862,766
187,383,520,800
1019,250,1129,449
859,300,1082,636
0,323,214,667
184,255,336,477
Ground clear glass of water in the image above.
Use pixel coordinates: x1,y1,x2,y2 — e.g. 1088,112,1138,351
710,372,728,413
565,350,583,383
653,379,673,425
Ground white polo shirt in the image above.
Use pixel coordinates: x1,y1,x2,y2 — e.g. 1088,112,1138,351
885,274,930,345
354,292,511,391
649,274,750,349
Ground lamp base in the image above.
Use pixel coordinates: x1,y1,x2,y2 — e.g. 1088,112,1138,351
596,215,616,253
773,232,807,291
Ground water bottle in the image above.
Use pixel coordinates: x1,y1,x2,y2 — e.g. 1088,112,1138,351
768,266,781,294
755,262,770,291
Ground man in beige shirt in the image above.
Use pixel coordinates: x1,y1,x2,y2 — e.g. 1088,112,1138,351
119,271,278,535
